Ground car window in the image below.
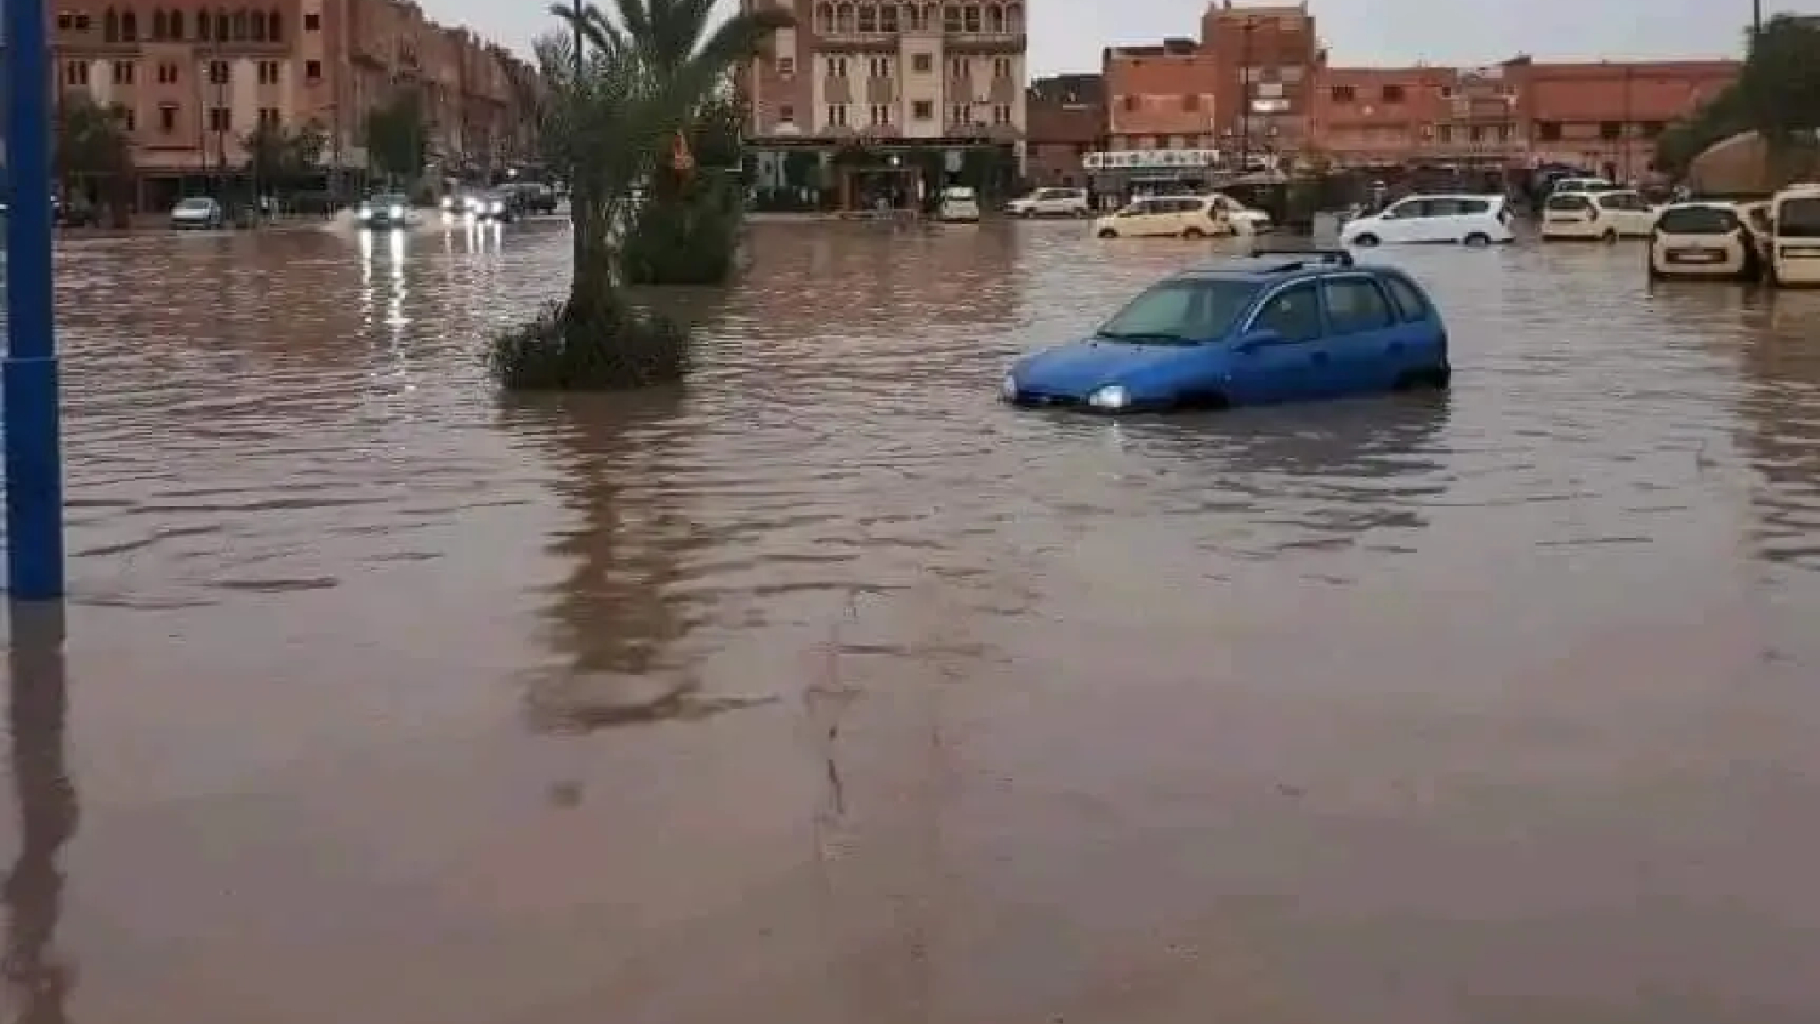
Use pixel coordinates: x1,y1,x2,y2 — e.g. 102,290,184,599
1546,194,1592,211
1381,275,1430,322
1457,199,1490,214
1383,200,1425,220
1250,283,1323,342
1098,279,1261,342
1425,198,1465,216
1657,205,1739,234
1322,277,1396,334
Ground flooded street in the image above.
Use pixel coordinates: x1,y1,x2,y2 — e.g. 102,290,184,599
4,218,1820,1022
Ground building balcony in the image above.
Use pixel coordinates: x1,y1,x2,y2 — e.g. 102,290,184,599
944,31,1026,50
818,29,899,49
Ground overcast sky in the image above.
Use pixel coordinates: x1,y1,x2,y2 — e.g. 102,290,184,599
426,0,1819,75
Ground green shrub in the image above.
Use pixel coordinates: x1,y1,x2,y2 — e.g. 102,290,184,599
619,173,744,286
488,292,691,391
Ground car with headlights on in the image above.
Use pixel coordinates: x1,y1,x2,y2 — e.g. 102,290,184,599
441,189,516,221
355,192,416,230
1000,249,1450,413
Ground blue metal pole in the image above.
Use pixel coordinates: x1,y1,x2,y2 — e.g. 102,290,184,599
3,0,65,599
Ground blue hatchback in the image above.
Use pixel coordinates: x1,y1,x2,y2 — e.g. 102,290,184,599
1001,250,1451,413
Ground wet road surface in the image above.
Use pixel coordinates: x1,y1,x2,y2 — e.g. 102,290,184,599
3,219,1819,1022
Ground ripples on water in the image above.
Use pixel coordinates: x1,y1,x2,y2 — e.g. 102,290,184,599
2,219,1818,1022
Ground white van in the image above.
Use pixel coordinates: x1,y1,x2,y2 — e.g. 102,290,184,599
937,186,981,222
1767,183,1820,286
1541,189,1659,241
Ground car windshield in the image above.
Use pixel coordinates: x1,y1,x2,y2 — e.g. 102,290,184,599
174,198,212,211
1774,197,1820,238
1657,205,1739,234
1096,279,1259,344
1546,194,1592,211
370,194,407,206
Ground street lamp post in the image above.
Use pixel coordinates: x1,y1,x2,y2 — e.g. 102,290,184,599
4,0,67,598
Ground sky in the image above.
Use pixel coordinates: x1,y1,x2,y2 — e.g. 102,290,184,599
424,0,1820,76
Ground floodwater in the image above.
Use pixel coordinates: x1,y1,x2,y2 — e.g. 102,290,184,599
3,219,1819,1023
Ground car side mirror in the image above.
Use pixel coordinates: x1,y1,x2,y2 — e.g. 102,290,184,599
1235,328,1284,353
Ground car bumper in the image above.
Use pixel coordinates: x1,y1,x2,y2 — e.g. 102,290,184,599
1003,391,1165,413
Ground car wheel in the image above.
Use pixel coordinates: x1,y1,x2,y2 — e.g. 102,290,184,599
1463,232,1491,246
1097,228,1118,238
1352,232,1380,247
1181,227,1206,239
1601,228,1618,243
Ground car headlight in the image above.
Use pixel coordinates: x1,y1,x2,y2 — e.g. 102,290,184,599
1087,385,1129,410
389,205,404,218
440,196,453,210
1000,374,1018,400
356,206,371,219
489,201,503,213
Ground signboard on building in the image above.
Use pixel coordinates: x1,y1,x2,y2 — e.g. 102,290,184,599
1083,149,1222,172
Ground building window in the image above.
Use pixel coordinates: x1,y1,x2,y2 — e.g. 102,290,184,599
912,99,933,119
231,9,247,39
1280,66,1304,83
1641,121,1665,138
207,60,229,84
992,56,1010,79
912,53,932,73
993,104,1010,124
304,12,320,30
56,12,71,30
827,56,847,77
870,103,890,125
963,4,980,32
208,106,232,131
880,4,898,30
825,104,847,127
1181,93,1198,111
1437,125,1453,143
157,62,179,84
305,59,322,80
1468,126,1483,142
121,107,136,131
1537,120,1561,141
868,56,890,78
111,60,134,85
63,61,89,86
777,104,795,124
257,60,280,84
1121,94,1136,111
949,102,967,124
159,103,178,132
943,5,961,31
258,106,280,128
169,10,182,36
776,56,794,76
151,9,167,38
1329,85,1354,102
1382,84,1404,102
1599,121,1622,140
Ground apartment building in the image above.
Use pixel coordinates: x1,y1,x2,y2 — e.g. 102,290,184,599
743,0,1028,145
1025,72,1102,186
49,0,534,195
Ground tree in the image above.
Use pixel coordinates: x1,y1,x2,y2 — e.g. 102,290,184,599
1655,16,1820,183
54,93,132,184
362,92,429,184
243,121,326,195
557,0,792,285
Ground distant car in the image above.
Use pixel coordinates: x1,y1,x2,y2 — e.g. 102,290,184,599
937,185,981,222
1001,249,1450,413
1548,176,1619,195
1541,189,1660,242
1339,194,1513,246
1007,186,1090,218
441,190,515,221
513,183,559,214
170,196,225,230
53,195,100,227
1093,195,1239,239
1648,202,1762,281
356,192,415,229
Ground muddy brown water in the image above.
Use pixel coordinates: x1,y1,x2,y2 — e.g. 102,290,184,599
2,220,1818,1023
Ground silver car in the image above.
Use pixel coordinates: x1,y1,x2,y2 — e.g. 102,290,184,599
170,196,224,230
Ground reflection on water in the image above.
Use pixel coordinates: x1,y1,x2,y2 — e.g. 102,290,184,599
4,223,1819,1021
2,604,76,1024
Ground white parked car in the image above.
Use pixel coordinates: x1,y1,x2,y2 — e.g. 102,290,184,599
1339,194,1513,247
1648,201,1762,281
169,196,225,230
1006,186,1090,218
1540,189,1660,242
937,185,981,222
1204,192,1272,234
1092,194,1239,239
1549,176,1618,195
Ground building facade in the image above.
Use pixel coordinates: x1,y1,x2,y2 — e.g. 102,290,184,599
1024,71,1100,186
49,0,534,193
742,0,1029,191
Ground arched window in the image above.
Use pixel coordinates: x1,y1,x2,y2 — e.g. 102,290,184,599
985,4,1002,31
214,10,230,40
814,2,832,32
121,9,137,39
196,8,210,38
170,9,185,37
250,10,266,40
1004,1,1022,31
857,3,876,32
962,4,980,32
152,9,168,38
878,3,899,31
942,3,960,32
231,8,247,39
834,3,854,32
102,7,120,41
268,10,281,40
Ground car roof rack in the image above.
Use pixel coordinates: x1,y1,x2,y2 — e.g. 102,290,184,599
1247,247,1354,269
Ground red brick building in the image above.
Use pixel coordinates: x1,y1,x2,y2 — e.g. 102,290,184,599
1024,72,1102,186
1511,58,1739,178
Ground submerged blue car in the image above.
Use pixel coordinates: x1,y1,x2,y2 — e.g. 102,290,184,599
1001,250,1450,412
